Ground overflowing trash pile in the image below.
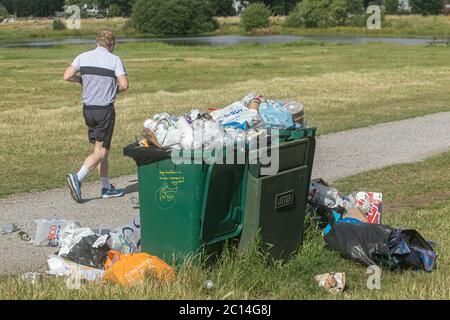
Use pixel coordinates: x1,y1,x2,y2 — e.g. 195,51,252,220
2,93,439,293
12,216,175,286
308,180,438,273
136,93,307,152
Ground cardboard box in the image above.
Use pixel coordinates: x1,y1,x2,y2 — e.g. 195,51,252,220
343,208,367,223
355,192,382,224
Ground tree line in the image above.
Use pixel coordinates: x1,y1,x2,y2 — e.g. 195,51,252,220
0,0,445,17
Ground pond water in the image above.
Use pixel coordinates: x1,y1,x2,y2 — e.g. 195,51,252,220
0,34,432,48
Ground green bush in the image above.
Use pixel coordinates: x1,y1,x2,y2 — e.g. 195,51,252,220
241,3,272,32
411,0,443,16
52,19,66,31
285,0,329,28
285,0,364,28
208,0,236,17
350,5,385,27
131,0,218,35
108,4,122,17
384,0,399,14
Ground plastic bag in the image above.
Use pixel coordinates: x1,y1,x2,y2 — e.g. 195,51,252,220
113,216,141,252
60,232,110,269
324,222,437,271
309,182,356,211
192,119,204,150
59,227,95,256
47,254,105,282
154,122,168,145
123,143,167,167
104,251,175,286
162,126,181,148
222,109,259,130
34,219,80,247
325,222,393,267
176,117,194,150
203,120,225,150
153,113,175,127
259,101,294,129
94,233,134,254
143,119,158,131
210,102,247,124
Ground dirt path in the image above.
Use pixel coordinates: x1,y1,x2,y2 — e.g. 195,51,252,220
1,112,450,276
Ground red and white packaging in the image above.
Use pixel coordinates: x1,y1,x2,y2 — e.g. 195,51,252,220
355,192,383,224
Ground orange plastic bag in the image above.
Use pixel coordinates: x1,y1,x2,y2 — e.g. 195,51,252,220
104,250,175,287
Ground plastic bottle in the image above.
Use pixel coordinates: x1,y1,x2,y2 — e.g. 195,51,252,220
241,93,257,107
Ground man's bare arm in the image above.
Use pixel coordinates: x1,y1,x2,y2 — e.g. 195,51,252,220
63,65,82,84
117,75,129,93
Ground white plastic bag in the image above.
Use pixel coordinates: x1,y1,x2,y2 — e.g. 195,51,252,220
34,219,81,247
93,233,134,254
144,119,158,131
59,227,96,256
210,102,247,123
108,233,134,254
162,126,181,148
176,117,194,150
47,254,105,282
203,120,224,150
113,216,141,252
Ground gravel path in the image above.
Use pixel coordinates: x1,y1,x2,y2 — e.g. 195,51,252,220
1,112,450,276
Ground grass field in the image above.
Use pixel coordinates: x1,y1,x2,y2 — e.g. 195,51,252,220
0,15,449,41
0,41,449,197
1,150,449,299
220,15,450,38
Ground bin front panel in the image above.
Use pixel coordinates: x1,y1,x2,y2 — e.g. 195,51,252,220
201,164,246,244
138,159,207,263
258,165,309,260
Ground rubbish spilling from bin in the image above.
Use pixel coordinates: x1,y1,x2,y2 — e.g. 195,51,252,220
124,93,317,264
103,251,175,287
309,180,438,272
59,227,110,269
124,93,309,166
47,254,105,282
112,216,142,253
18,215,172,287
34,219,81,247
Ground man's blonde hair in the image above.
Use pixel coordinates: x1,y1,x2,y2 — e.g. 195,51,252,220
96,28,116,52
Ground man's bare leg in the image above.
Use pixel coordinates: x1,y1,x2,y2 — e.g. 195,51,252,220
84,141,108,172
67,141,108,203
98,150,112,191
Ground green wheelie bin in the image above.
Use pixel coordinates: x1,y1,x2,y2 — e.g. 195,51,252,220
135,149,247,264
239,128,317,261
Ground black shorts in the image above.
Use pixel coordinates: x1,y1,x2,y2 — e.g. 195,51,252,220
83,104,115,150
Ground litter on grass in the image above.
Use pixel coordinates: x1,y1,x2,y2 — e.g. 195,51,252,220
315,272,346,294
309,180,437,272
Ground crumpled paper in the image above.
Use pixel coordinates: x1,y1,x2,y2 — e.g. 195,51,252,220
315,272,346,293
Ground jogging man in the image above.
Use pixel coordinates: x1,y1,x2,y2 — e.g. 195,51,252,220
63,29,129,203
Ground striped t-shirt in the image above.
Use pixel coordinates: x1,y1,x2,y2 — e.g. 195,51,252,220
72,46,127,107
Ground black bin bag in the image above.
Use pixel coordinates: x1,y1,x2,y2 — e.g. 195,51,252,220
123,143,168,167
324,222,437,272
